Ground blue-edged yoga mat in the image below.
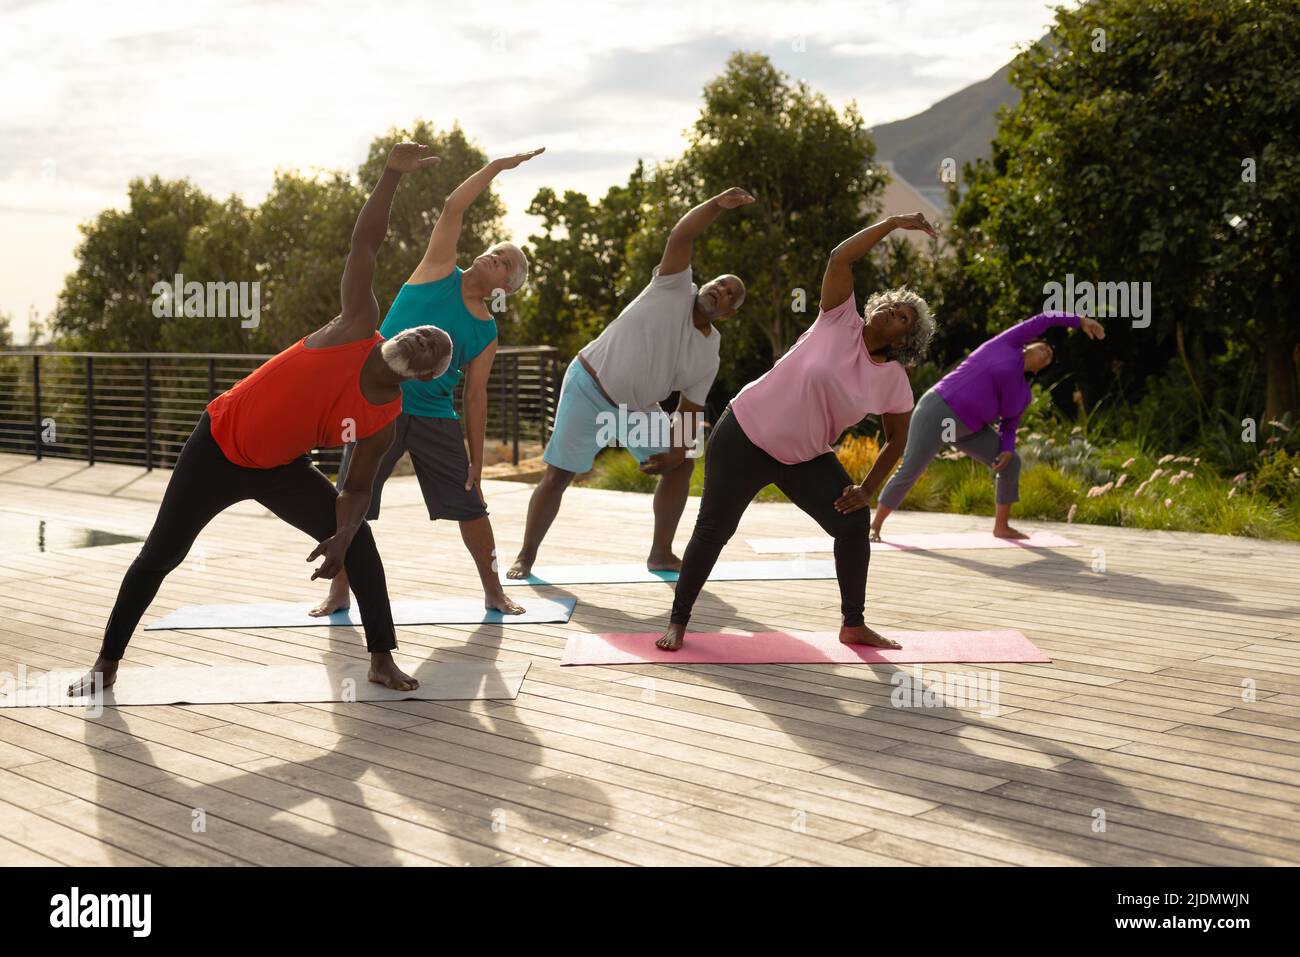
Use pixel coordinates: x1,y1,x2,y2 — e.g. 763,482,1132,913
502,559,838,587
145,597,576,630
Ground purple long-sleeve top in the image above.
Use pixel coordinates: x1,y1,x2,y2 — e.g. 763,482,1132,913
933,313,1082,453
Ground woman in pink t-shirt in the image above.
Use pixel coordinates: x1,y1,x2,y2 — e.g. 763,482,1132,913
658,214,938,652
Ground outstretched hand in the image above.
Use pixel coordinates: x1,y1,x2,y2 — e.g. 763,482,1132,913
387,142,441,172
1080,316,1106,340
494,147,546,171
890,212,938,239
715,187,756,209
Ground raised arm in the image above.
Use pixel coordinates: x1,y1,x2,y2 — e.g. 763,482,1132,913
409,147,545,284
339,143,440,329
994,312,1093,349
820,213,936,311
658,187,755,276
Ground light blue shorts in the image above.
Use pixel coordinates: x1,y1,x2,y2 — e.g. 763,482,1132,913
544,358,671,473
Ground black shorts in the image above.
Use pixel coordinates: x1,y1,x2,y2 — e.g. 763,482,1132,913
337,413,489,522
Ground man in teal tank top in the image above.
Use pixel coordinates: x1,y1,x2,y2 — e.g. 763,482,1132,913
311,146,545,619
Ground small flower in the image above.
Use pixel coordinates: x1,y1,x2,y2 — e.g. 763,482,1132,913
1159,454,1175,464
1164,498,1173,508
1149,468,1165,481
1115,474,1128,488
1067,504,1078,523
1121,457,1136,468
1232,472,1248,485
1228,487,1237,498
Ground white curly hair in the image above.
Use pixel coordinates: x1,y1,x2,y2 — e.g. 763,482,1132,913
864,287,936,366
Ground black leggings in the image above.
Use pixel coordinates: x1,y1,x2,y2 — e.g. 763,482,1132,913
671,406,871,628
100,412,397,660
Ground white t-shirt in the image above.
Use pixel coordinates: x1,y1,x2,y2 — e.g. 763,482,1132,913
580,267,721,412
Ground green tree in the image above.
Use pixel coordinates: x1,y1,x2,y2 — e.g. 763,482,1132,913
244,169,363,350
514,163,651,355
162,195,261,353
355,121,506,325
52,176,216,351
955,0,1300,427
629,52,886,396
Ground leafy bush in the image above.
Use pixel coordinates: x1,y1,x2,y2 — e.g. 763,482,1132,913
577,409,1300,540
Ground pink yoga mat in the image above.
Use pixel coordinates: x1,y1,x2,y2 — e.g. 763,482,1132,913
561,629,1051,666
746,531,1079,554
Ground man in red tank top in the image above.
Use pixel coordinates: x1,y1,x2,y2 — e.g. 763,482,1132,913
69,143,453,698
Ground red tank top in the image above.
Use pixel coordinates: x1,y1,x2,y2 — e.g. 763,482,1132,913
207,332,402,469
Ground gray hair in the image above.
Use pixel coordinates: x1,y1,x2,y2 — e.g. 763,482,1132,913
486,241,529,294
414,324,453,378
864,286,935,366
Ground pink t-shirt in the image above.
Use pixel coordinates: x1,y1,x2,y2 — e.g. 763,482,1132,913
731,295,915,465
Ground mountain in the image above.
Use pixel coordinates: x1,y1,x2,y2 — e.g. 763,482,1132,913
869,62,1019,195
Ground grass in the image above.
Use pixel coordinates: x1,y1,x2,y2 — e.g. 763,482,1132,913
579,426,1300,541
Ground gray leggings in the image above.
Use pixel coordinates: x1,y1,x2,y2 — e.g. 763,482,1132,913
878,389,1021,509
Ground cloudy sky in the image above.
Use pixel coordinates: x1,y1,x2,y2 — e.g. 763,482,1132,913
1,0,1062,343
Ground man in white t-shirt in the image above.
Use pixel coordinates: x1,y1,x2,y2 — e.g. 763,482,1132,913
507,187,754,579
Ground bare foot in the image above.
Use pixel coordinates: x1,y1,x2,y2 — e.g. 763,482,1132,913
506,554,534,580
656,624,686,651
485,592,526,615
869,527,883,543
368,653,419,692
309,580,351,617
992,525,1029,539
839,625,901,649
68,658,118,697
647,551,682,573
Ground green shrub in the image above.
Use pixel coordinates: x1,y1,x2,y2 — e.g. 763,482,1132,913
1251,449,1300,505
1018,467,1078,518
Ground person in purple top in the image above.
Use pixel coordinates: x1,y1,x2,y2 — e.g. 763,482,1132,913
872,312,1106,540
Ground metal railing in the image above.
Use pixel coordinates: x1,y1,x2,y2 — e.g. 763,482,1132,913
0,346,563,472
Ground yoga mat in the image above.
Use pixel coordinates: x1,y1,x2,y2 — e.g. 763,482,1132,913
503,560,839,586
0,660,530,708
145,597,575,630
561,630,1049,666
746,531,1079,554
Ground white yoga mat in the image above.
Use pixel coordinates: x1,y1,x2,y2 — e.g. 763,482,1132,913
0,660,530,708
502,559,839,586
145,597,575,630
746,531,1080,554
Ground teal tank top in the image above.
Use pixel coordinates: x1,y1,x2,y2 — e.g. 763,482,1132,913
380,266,498,419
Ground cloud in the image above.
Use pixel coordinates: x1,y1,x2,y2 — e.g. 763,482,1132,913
0,0,1059,342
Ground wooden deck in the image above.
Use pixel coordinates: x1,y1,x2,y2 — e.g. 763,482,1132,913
1,449,1298,867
